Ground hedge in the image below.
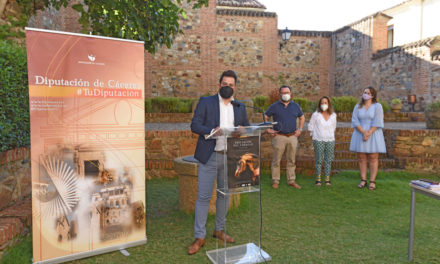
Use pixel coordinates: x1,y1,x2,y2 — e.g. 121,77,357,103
145,97,194,113
0,40,29,152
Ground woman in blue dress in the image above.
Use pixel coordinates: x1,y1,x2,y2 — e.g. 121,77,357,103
350,86,386,190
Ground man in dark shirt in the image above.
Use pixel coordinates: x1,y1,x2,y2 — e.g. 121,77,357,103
265,85,305,189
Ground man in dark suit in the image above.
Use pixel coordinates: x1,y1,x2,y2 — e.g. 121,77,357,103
188,70,250,255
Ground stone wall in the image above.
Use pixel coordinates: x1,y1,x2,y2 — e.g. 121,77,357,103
390,130,440,173
217,17,264,33
145,127,440,178
371,44,438,110
227,71,263,98
145,112,426,123
430,68,440,101
0,148,31,211
151,69,202,97
333,18,375,97
145,131,198,179
278,39,320,68
178,1,202,30
153,35,202,66
217,36,263,66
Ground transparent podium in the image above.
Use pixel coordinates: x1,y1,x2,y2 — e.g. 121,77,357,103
206,125,272,264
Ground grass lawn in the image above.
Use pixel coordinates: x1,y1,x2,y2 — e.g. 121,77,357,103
2,170,440,263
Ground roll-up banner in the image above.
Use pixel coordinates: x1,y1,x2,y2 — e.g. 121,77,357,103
25,28,146,263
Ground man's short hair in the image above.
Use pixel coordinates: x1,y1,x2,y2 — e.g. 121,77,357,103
219,70,238,85
279,85,291,93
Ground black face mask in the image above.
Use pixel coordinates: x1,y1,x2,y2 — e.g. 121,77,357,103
219,86,234,99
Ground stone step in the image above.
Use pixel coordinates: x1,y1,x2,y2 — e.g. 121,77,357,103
300,134,353,141
0,199,32,251
334,151,388,159
261,158,396,170
334,142,351,151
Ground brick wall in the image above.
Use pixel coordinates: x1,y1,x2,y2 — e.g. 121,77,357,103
0,148,31,211
145,127,440,178
145,0,332,101
28,1,440,105
333,16,377,97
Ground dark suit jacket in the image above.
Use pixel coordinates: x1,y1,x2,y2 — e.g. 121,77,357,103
191,95,250,164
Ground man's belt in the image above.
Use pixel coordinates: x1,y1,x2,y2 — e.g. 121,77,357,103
278,132,295,137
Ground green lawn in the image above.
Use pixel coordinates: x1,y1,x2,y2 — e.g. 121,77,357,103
3,171,440,263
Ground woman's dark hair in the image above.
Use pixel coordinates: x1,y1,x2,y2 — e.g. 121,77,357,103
360,86,377,106
317,96,333,114
219,70,237,84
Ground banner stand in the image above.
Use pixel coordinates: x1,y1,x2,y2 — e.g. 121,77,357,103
34,238,146,264
26,28,146,263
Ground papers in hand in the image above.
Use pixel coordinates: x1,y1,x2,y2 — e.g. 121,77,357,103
411,180,440,190
205,127,221,140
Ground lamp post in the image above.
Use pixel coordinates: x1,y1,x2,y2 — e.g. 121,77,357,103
408,94,417,112
280,27,291,50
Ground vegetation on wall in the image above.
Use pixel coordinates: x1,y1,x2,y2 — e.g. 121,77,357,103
0,40,29,152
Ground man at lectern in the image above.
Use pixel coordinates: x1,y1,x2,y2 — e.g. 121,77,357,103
188,70,250,255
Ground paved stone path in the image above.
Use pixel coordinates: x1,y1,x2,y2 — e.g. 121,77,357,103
146,122,426,131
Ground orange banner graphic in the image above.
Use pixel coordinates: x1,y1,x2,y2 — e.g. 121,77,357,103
26,28,146,263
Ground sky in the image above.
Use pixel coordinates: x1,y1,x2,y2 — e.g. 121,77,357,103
257,0,406,31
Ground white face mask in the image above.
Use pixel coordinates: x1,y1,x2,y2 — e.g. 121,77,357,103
281,94,291,102
320,104,328,111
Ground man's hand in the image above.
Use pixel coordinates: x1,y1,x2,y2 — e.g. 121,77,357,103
266,128,277,137
213,127,222,136
294,129,302,137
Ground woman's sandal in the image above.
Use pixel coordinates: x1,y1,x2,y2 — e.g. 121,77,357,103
325,181,331,186
315,180,322,187
357,179,367,189
369,181,376,190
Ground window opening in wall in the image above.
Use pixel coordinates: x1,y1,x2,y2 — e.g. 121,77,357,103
84,160,99,177
387,25,394,48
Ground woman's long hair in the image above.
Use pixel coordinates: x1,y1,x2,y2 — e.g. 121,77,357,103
317,96,333,114
359,86,377,107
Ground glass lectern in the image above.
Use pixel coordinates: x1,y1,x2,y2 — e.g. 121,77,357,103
205,125,272,264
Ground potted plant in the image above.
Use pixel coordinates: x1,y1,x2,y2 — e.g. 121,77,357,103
390,98,403,113
425,101,440,129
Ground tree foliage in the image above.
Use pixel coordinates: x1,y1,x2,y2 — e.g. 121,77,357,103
2,0,209,53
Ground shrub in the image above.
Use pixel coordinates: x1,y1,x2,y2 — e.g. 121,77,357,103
391,98,402,105
331,96,358,113
267,87,279,105
147,97,194,113
145,99,152,113
0,40,29,152
252,95,269,113
425,101,440,112
294,97,314,113
379,100,390,113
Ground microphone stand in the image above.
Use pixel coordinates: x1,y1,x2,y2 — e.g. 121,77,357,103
231,100,274,126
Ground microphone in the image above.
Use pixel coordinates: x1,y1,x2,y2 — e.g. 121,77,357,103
231,100,272,126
